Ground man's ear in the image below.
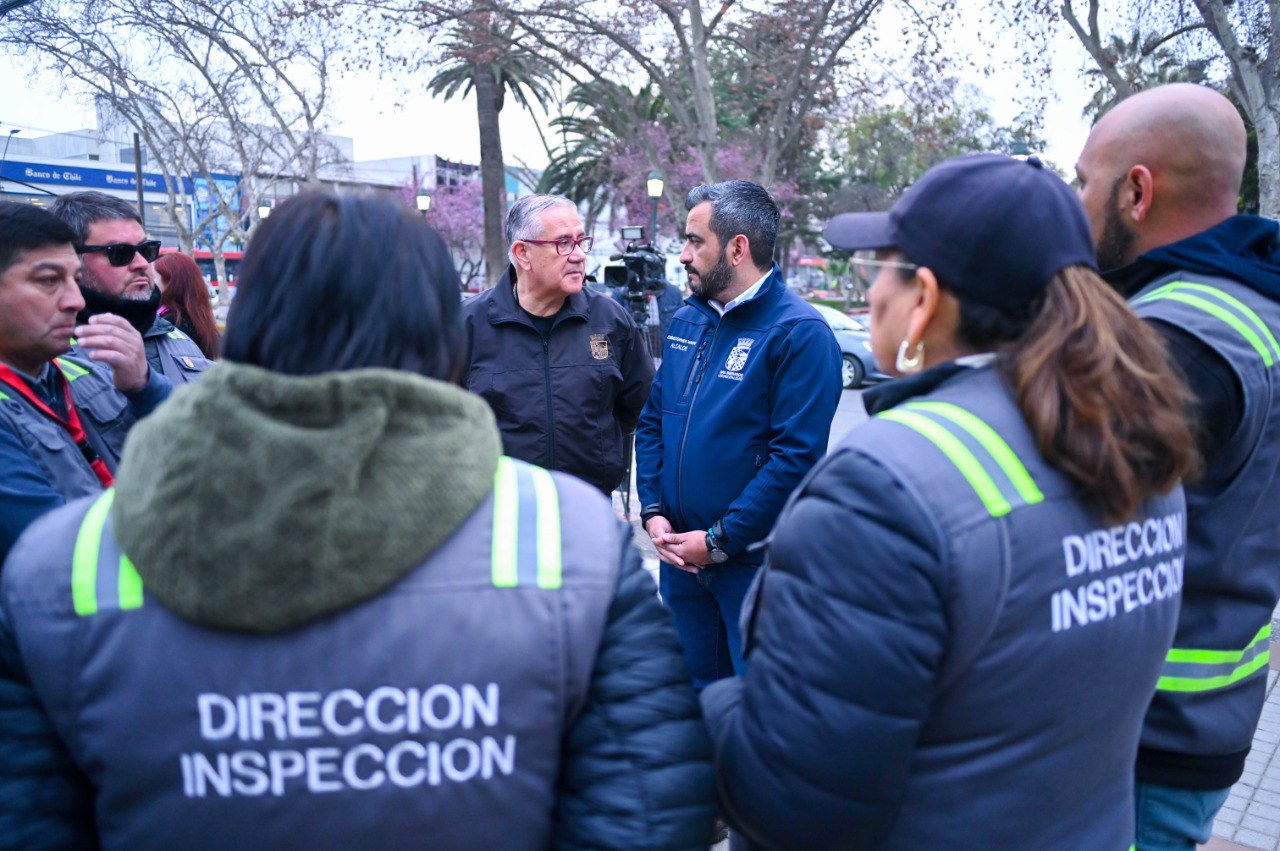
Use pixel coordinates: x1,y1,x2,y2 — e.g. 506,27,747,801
1124,165,1155,223
511,242,531,272
727,235,751,268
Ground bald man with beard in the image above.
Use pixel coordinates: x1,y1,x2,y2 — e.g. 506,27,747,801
1077,84,1280,851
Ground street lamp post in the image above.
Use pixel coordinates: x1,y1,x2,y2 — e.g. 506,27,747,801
646,169,663,243
416,193,431,216
257,203,272,220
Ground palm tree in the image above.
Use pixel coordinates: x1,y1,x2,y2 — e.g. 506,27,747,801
538,81,666,233
1083,31,1210,121
429,14,556,288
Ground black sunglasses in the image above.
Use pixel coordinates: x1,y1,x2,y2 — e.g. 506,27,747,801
77,240,162,266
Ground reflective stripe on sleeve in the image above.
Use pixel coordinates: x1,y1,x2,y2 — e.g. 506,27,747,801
1157,624,1271,693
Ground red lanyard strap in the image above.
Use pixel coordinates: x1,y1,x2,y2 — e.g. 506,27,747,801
0,360,114,488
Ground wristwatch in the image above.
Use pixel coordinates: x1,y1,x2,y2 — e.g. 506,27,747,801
705,523,730,564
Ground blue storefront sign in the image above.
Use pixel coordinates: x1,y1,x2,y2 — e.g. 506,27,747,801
1,158,239,198
2,159,170,192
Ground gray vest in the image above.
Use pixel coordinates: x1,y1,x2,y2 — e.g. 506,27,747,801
832,367,1184,849
1131,274,1280,760
0,355,134,502
145,326,212,385
3,457,621,851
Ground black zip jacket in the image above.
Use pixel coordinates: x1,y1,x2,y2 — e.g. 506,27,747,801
462,268,654,495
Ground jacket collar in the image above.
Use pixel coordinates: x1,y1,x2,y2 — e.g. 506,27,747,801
488,263,591,330
862,362,976,415
143,315,176,340
685,264,786,323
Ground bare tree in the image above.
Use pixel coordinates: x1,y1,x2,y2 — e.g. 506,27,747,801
347,0,922,202
1056,0,1278,218
1,0,342,298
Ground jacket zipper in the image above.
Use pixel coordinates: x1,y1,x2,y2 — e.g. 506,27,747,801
681,334,711,400
675,323,720,524
542,337,556,469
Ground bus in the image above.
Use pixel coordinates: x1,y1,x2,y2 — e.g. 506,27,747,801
158,248,243,288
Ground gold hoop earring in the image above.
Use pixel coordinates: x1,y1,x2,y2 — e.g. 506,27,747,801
896,339,924,373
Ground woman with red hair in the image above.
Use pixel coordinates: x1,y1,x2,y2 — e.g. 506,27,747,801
155,252,220,359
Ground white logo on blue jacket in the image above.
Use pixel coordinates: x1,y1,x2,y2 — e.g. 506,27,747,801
722,338,755,378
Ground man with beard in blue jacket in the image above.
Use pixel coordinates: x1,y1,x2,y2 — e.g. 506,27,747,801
1077,83,1280,851
635,180,841,690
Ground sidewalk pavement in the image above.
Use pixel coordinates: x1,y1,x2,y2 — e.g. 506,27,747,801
1204,611,1280,850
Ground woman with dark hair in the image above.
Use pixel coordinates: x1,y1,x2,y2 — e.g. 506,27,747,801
703,155,1199,849
0,191,715,849
155,251,220,359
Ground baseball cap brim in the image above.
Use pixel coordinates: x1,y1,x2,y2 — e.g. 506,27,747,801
823,212,896,252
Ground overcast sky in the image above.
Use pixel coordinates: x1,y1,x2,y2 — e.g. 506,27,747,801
0,17,1095,178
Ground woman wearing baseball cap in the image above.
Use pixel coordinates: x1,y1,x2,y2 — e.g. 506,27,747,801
701,154,1198,849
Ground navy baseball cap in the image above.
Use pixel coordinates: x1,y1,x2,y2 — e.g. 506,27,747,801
824,153,1098,317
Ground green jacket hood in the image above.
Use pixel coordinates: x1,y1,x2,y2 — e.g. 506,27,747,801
111,362,501,634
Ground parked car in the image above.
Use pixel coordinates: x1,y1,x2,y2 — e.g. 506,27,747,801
810,303,887,390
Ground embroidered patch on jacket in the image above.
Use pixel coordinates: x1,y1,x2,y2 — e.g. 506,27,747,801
590,334,609,360
724,337,754,372
182,356,195,368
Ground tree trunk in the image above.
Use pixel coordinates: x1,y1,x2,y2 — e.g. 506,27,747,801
473,61,508,290
1255,111,1279,221
683,0,720,182
211,248,230,308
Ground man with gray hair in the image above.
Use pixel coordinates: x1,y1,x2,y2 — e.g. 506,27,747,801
462,194,653,496
635,180,841,689
50,191,212,384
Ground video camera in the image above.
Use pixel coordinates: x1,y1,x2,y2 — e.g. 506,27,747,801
603,225,667,325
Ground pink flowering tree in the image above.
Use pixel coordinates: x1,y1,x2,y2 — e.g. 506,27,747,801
423,180,487,291
608,126,799,255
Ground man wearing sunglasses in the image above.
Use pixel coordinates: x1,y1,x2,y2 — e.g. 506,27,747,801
49,192,211,385
0,203,171,563
463,194,653,496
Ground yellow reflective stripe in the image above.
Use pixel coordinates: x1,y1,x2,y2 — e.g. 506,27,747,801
54,357,90,381
1167,624,1270,664
1157,652,1270,693
1145,281,1280,364
905,402,1043,505
878,410,1011,517
491,457,519,587
72,490,115,616
527,465,562,589
1138,287,1276,367
1158,624,1271,692
118,553,144,610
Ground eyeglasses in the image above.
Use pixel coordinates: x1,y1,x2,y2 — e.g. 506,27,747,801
76,240,162,266
521,236,594,256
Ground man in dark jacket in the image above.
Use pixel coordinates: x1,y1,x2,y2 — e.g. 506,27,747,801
1077,83,1280,850
635,180,842,689
50,192,211,385
0,203,170,562
462,195,653,497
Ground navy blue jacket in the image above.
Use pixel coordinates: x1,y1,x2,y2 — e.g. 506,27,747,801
702,365,1185,849
634,267,841,561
